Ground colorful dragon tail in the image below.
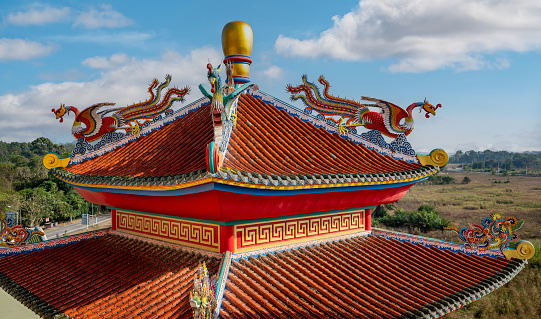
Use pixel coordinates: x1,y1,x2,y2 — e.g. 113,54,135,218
286,75,360,122
118,74,190,122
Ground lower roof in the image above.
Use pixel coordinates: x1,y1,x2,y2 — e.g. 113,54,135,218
0,232,220,319
0,230,525,319
221,233,523,318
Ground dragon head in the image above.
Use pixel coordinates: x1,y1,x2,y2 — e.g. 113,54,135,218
52,104,68,123
420,98,442,118
206,63,222,94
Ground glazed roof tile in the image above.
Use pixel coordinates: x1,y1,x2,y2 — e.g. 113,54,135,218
0,233,220,319
0,230,525,318
224,94,421,176
220,233,525,318
60,92,424,184
65,102,213,177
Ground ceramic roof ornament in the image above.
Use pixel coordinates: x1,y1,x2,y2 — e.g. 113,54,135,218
446,213,535,260
52,75,190,143
286,74,442,138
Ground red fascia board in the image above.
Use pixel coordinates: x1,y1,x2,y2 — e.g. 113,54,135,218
74,183,412,221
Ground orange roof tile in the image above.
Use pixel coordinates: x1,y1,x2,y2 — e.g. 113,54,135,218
65,102,213,177
224,93,421,176
0,233,219,319
61,91,422,182
220,234,525,318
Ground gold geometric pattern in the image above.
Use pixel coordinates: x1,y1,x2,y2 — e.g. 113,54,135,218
234,210,365,252
116,210,220,251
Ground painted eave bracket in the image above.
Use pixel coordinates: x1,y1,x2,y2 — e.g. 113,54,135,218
43,153,71,169
416,148,449,167
502,240,535,260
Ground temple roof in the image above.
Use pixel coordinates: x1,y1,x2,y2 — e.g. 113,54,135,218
221,232,523,318
0,232,220,319
0,229,526,319
224,94,420,175
64,102,213,178
54,90,435,189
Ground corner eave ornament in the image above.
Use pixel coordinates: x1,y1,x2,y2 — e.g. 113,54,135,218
286,75,441,139
446,213,535,260
1,212,45,247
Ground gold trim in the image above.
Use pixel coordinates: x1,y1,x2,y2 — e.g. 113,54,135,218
115,211,220,252
233,209,365,253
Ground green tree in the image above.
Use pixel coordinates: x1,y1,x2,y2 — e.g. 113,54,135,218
30,137,54,156
19,188,51,227
461,176,471,184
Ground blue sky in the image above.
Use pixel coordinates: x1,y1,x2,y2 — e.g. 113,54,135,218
1,0,540,155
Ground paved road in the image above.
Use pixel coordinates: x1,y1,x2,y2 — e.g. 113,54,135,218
43,213,111,239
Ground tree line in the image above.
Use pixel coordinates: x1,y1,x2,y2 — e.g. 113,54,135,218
0,138,97,227
449,150,541,174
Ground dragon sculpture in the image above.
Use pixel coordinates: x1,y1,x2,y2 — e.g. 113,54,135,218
52,75,190,142
190,261,217,319
286,75,442,139
198,63,259,174
445,213,523,251
1,212,45,247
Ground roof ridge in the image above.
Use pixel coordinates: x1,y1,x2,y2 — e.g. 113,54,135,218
250,90,420,163
372,228,506,258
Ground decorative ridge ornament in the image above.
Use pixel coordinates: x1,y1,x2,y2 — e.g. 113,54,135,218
1,212,45,247
52,74,190,143
445,213,535,260
43,152,71,169
222,21,253,85
190,261,217,319
286,75,442,139
416,149,449,167
199,62,258,174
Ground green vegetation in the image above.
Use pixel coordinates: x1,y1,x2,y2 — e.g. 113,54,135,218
374,204,450,233
0,138,95,227
393,172,541,319
450,150,541,174
425,174,455,185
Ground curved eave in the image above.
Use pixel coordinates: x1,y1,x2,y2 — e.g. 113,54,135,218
54,170,435,195
52,165,439,193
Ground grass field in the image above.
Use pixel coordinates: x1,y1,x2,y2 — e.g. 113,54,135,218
391,171,541,319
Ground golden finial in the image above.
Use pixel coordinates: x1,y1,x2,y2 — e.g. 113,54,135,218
222,21,253,85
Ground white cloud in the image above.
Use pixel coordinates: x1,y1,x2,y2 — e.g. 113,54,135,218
0,47,222,143
82,53,133,69
48,32,153,47
275,0,541,72
74,4,133,29
261,65,284,80
0,38,56,61
5,5,70,26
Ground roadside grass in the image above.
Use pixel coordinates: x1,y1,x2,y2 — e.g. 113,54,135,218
392,172,541,318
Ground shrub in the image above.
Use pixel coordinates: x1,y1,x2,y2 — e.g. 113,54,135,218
426,175,456,185
461,176,471,184
376,205,449,233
